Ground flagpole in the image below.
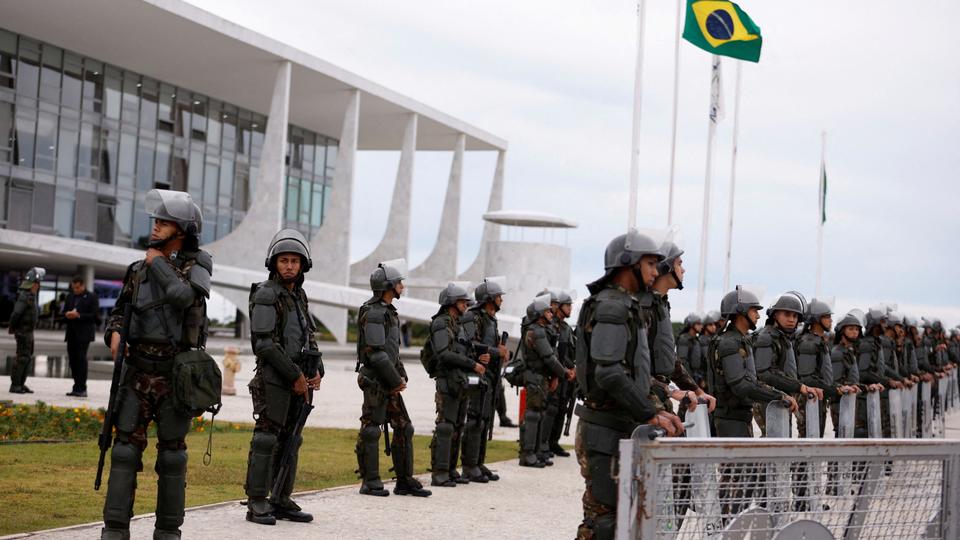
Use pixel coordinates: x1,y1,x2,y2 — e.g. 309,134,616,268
666,0,682,226
815,131,826,298
627,0,648,230
696,55,721,313
722,61,743,293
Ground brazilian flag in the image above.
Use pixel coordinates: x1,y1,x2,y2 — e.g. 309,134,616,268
683,0,762,63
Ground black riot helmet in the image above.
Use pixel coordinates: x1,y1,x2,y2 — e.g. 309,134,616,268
20,267,46,289
439,282,471,308
526,293,553,321
720,285,764,330
145,189,202,238
265,228,312,273
681,312,702,333
370,258,408,296
474,276,506,307
806,298,833,327
588,228,669,294
656,241,685,290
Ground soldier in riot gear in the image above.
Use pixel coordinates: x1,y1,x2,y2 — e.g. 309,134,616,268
752,292,823,436
573,230,684,540
100,190,212,540
860,308,903,437
709,287,795,519
698,310,722,390
459,277,511,482
677,313,703,385
244,229,324,524
354,259,430,498
535,288,566,460
546,289,577,458
520,293,574,467
8,267,43,394
427,282,487,486
796,299,855,437
830,311,868,438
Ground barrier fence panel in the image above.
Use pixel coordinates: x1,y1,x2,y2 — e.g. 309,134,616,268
617,437,960,540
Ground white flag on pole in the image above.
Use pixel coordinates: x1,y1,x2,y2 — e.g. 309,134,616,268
709,55,724,124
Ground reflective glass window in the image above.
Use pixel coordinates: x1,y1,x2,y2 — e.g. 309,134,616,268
155,142,171,184
187,149,203,200
175,94,191,138
14,109,36,167
103,68,121,120
54,186,75,237
0,176,6,223
114,197,133,246
74,190,97,238
32,182,54,229
285,177,299,222
219,157,233,203
62,54,83,110
96,198,115,244
8,184,31,231
203,160,218,203
57,122,78,177
78,123,98,178
139,79,158,129
310,182,323,226
82,60,103,113
136,142,154,190
206,100,221,146
15,41,40,98
0,102,13,163
35,111,57,171
118,132,136,186
100,135,117,184
171,153,187,192
191,97,206,140
221,106,236,149
325,141,338,175
0,30,15,88
158,84,174,132
234,162,249,209
39,44,62,103
299,178,310,223
121,74,140,124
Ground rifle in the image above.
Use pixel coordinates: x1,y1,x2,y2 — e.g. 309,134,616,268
562,379,578,437
487,332,509,441
95,303,132,491
270,349,322,503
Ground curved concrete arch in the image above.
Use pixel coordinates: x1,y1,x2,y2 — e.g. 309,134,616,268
349,112,417,286
408,133,465,300
458,149,505,282
308,89,361,344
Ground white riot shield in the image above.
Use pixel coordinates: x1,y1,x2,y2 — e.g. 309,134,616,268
765,400,791,520
936,383,946,438
805,396,821,438
687,406,723,534
921,382,932,438
838,393,856,439
908,385,918,438
888,388,903,438
866,391,882,439
901,386,912,438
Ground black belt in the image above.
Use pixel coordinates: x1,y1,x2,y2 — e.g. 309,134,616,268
128,353,174,374
575,403,637,433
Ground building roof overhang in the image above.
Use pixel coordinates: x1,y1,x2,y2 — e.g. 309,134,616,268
1,0,507,151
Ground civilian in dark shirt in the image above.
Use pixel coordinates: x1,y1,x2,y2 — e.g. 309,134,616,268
63,275,99,397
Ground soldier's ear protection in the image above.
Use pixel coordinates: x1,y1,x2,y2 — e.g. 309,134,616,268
183,221,198,237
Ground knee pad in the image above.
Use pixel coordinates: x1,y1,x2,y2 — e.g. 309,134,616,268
360,424,381,443
252,430,278,454
594,514,616,539
111,441,141,470
155,449,187,475
464,417,481,432
435,421,454,438
524,409,542,425
402,423,414,439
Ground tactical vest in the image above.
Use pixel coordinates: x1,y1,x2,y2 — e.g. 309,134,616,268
130,256,208,349
574,287,650,406
10,290,38,335
248,280,311,357
357,300,401,372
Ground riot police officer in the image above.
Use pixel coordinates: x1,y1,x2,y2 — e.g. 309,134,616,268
546,289,576,458
830,311,867,438
519,293,574,467
100,190,212,540
244,229,324,524
676,313,703,386
573,230,684,540
427,282,486,487
534,288,565,460
460,277,510,482
708,287,794,520
752,292,822,436
698,311,722,389
8,267,43,394
796,299,853,437
355,259,431,498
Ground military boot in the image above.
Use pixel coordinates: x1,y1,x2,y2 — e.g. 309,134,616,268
550,443,571,457
393,476,432,497
153,529,181,540
100,527,130,540
358,425,389,496
519,452,545,468
244,431,278,525
430,422,456,487
479,464,500,481
245,498,276,525
273,499,313,523
272,435,312,522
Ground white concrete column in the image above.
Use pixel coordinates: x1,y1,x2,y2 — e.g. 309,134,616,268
459,149,505,281
204,60,291,265
409,133,465,299
349,113,417,284
309,89,360,344
78,264,95,292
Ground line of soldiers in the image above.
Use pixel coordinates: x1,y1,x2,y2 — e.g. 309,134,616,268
570,228,960,539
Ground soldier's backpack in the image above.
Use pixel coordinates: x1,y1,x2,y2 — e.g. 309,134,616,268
420,340,438,378
503,324,528,387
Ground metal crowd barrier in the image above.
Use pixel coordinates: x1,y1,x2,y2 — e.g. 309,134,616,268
615,392,960,540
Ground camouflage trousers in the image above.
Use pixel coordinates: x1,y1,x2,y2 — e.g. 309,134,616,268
714,417,762,522
104,365,192,531
9,333,33,387
356,374,415,483
575,420,625,540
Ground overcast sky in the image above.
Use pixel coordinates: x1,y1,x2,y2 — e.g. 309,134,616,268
190,0,960,326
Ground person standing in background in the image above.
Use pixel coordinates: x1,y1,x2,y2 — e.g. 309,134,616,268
64,275,100,398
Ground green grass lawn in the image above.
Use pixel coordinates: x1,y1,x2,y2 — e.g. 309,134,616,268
0,425,520,536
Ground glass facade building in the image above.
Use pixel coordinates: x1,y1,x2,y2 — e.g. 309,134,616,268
0,27,337,248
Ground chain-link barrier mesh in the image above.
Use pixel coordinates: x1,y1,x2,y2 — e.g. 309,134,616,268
619,438,960,540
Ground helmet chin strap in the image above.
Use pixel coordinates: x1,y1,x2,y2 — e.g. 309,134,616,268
392,284,402,298
671,269,684,290
148,233,175,249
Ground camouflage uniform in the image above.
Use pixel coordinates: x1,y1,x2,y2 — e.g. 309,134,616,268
7,285,38,392
751,324,802,436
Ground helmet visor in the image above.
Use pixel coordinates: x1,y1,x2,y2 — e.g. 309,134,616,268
624,227,673,259
483,275,508,294
145,189,197,222
737,284,766,308
379,258,408,281
533,293,553,313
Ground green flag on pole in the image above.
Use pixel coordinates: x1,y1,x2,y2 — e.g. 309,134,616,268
683,1,763,62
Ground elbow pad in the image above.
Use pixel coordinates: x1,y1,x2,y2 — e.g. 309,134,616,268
255,336,301,382
148,258,195,308
368,350,403,389
594,363,656,422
